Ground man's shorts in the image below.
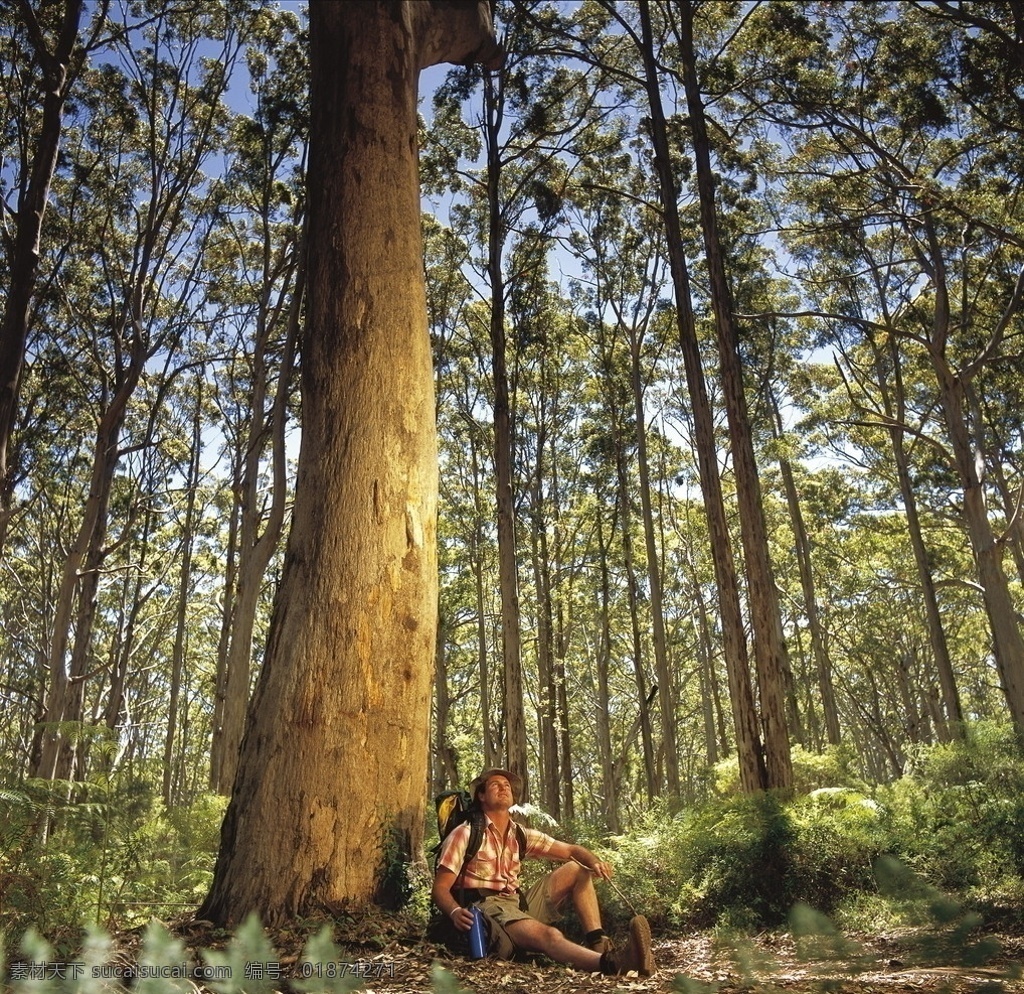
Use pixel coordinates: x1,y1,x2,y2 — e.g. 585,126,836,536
476,872,562,960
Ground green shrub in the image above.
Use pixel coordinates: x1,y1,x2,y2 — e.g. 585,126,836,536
672,792,797,929
788,788,884,914
610,729,1024,930
602,801,690,927
876,722,1024,894
0,777,227,939
712,744,867,796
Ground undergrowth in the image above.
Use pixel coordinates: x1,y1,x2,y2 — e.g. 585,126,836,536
600,724,1024,931
3,722,1024,989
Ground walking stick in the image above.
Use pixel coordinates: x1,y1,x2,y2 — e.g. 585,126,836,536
571,856,640,917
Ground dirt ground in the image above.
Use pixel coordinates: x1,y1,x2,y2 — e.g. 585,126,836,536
153,912,1024,994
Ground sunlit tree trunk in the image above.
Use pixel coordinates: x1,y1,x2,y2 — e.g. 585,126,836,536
671,0,792,790
482,69,529,794
199,0,499,924
635,0,767,792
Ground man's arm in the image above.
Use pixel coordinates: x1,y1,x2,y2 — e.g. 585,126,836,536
432,866,473,931
544,839,614,881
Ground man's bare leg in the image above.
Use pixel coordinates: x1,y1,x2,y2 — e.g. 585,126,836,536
503,917,603,972
544,860,603,932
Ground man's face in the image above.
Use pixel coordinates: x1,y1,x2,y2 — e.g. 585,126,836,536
480,775,514,810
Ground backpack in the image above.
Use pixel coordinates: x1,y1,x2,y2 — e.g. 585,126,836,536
427,788,527,955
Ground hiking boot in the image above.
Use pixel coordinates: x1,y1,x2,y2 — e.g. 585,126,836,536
588,933,615,955
600,915,654,976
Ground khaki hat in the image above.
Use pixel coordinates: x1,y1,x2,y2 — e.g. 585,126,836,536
470,768,522,800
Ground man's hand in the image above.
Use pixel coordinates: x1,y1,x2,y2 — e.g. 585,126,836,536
449,906,473,931
566,845,613,880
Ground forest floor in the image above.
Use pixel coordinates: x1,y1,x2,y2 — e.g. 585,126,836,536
148,910,1024,994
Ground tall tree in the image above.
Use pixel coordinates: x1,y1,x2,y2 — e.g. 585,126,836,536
199,1,500,925
0,0,105,545
665,0,793,788
615,0,768,791
31,4,243,781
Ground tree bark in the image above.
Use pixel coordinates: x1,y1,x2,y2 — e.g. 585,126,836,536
672,0,792,790
635,0,767,793
482,69,529,796
199,1,499,925
0,0,86,543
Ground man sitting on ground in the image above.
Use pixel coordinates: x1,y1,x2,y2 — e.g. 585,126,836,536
431,768,655,976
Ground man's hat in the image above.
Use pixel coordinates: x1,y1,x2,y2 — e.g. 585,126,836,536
470,768,522,800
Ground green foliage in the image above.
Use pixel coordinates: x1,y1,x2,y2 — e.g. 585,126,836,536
291,926,363,994
607,727,1024,931
3,919,370,994
876,723,1024,894
375,821,417,911
713,744,868,796
675,793,797,929
0,916,478,994
0,780,227,939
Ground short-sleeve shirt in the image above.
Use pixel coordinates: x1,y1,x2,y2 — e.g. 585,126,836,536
438,817,557,895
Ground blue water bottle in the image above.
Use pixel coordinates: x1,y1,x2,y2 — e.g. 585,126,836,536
468,906,487,959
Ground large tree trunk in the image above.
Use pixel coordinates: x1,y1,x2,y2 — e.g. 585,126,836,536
199,1,499,925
